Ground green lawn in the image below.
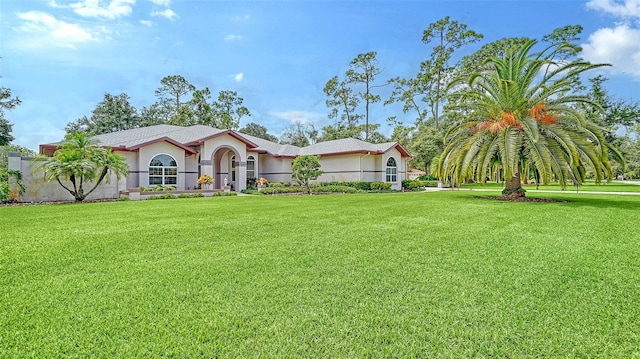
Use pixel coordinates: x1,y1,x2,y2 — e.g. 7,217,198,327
1,192,639,357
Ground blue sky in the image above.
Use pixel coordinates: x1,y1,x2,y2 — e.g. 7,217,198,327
2,0,640,151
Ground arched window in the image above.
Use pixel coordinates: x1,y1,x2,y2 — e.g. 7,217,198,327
247,155,256,179
386,157,397,183
149,154,178,186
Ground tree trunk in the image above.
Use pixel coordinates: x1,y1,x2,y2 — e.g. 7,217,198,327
501,171,526,200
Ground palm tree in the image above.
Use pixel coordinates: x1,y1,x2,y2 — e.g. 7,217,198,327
438,39,620,199
33,132,129,202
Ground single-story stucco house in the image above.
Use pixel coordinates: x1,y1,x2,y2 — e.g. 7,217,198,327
38,124,413,193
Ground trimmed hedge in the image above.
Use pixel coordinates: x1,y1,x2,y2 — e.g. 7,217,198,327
147,191,236,200
417,174,438,181
402,179,439,190
254,185,358,195
312,185,358,193
370,182,392,190
177,193,205,199
147,193,177,200
141,185,177,192
213,191,238,197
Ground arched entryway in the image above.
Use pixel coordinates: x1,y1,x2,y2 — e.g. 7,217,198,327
211,146,240,190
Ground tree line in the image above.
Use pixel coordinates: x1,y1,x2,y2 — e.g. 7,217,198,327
64,75,251,134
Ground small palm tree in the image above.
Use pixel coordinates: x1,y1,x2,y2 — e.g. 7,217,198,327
33,132,129,202
438,39,620,199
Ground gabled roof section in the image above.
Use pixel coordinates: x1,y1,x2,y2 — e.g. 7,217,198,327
128,136,198,155
299,138,412,158
184,127,258,148
240,133,300,157
372,141,413,158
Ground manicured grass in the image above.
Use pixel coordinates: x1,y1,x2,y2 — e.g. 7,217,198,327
1,192,640,357
462,180,640,192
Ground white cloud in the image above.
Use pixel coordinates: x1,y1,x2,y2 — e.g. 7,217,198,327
583,1,640,79
150,0,171,6
15,11,94,48
581,25,640,78
586,0,640,18
270,110,323,124
151,9,177,21
140,20,154,27
224,34,243,41
234,73,244,82
68,0,135,19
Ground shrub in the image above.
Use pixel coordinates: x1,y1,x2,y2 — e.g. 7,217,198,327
241,189,260,195
403,179,439,190
116,196,130,201
0,182,9,202
370,182,392,190
177,193,205,199
312,185,358,193
343,181,367,190
424,180,438,187
417,174,438,181
259,187,307,195
147,193,177,200
213,191,237,197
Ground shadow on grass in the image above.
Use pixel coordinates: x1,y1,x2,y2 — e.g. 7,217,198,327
472,193,639,209
557,196,640,210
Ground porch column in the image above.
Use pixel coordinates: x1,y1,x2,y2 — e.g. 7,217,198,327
237,160,247,191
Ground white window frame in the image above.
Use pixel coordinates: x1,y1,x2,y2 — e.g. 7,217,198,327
149,154,178,186
247,155,256,180
386,157,397,183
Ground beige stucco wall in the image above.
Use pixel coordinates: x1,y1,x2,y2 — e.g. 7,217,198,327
184,155,199,190
118,151,139,189
361,154,379,182
258,154,293,183
317,154,363,182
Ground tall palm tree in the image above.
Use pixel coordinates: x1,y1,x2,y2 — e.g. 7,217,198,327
33,132,129,202
438,39,619,199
